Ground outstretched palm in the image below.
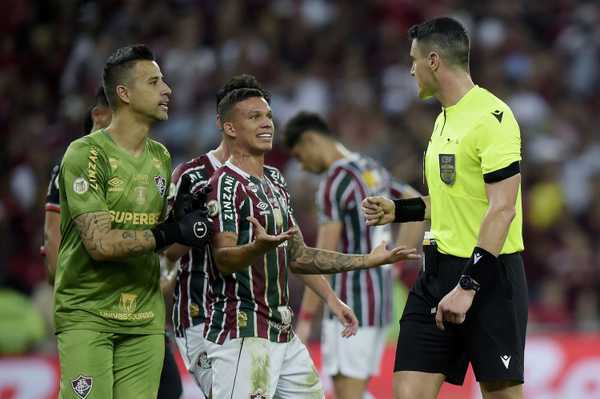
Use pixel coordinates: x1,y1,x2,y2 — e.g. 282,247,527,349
367,241,420,267
247,217,297,251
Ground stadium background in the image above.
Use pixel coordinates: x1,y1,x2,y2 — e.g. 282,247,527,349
1,1,599,398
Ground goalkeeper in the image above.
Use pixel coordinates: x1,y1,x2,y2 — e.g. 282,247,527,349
54,44,211,399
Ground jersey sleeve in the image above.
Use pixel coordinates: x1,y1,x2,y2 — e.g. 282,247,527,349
60,140,109,218
474,109,522,183
316,167,358,225
45,163,61,212
208,173,247,235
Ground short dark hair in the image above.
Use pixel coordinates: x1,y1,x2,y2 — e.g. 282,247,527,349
217,88,266,121
408,17,470,68
102,44,155,109
216,74,270,108
283,112,332,149
84,87,110,133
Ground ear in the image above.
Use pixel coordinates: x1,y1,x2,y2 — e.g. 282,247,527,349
116,84,130,105
222,121,236,139
428,51,441,71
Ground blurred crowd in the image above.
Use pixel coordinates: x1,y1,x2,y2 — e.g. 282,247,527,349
1,0,599,353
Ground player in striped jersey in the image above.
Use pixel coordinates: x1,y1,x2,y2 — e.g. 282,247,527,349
205,88,419,398
284,112,424,399
165,74,359,398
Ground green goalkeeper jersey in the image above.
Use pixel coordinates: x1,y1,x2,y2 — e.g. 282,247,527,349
54,129,171,334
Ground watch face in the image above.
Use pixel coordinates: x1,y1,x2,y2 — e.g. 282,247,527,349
460,276,473,289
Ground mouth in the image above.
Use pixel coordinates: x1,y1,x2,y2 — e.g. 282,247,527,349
159,100,169,112
256,132,273,140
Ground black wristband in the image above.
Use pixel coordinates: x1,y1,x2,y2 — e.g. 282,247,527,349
393,197,426,223
151,223,181,252
461,246,497,284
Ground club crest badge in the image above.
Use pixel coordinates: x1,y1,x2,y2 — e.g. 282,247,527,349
207,200,220,217
71,375,93,398
154,175,167,197
73,177,89,194
439,154,456,185
197,351,211,370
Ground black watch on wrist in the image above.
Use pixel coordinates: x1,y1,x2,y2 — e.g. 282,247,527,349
459,274,481,292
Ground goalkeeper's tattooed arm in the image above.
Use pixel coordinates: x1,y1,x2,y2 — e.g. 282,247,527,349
74,212,156,260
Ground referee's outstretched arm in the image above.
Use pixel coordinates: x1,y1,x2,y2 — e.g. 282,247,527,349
361,195,430,226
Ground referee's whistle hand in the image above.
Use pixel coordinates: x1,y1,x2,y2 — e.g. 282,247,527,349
435,285,476,331
362,196,395,226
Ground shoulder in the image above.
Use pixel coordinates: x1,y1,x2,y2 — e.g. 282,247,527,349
264,165,287,188
172,154,212,183
63,135,106,164
147,138,171,161
473,87,519,129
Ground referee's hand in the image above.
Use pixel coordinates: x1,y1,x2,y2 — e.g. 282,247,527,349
362,196,395,226
435,285,476,330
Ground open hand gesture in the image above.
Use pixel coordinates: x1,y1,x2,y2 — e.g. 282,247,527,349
247,217,297,251
366,241,420,268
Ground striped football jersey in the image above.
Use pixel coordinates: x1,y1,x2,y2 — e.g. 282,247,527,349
170,151,221,337
317,153,406,327
205,161,295,344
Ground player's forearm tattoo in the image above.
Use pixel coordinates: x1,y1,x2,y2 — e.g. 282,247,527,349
74,212,155,260
288,231,367,274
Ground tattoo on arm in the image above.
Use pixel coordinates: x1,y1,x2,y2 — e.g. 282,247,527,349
74,212,156,260
288,230,367,274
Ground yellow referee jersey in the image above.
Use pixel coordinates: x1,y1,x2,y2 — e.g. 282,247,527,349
425,85,524,257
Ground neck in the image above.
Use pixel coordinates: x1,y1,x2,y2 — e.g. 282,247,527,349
324,142,351,168
211,141,230,164
105,110,151,156
230,148,264,178
436,68,475,108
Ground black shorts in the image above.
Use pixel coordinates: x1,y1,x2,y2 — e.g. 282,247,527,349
394,243,528,385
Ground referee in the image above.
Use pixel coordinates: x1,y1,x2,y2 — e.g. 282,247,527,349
362,17,527,399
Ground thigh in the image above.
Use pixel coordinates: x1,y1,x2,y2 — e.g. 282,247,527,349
207,337,281,399
322,319,387,380
175,323,212,396
57,330,113,399
467,254,527,384
113,334,164,399
274,336,324,399
157,338,183,399
393,371,445,399
395,288,468,386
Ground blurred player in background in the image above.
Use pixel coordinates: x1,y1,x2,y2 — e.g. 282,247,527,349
53,44,211,399
284,112,423,399
165,74,359,398
204,88,419,398
42,87,111,285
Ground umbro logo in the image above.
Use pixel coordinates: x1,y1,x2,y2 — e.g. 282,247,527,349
473,253,482,264
500,355,511,369
492,110,503,123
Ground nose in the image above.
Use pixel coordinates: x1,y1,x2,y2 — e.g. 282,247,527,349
163,82,172,96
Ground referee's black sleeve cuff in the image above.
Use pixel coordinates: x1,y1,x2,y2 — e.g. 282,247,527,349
483,161,520,183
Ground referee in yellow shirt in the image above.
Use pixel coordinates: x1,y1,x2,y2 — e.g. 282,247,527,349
363,17,527,399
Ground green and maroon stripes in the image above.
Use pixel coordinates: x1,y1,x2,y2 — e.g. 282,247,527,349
206,164,294,344
170,154,218,337
318,156,398,327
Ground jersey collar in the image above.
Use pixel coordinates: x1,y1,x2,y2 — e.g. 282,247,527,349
442,85,481,115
